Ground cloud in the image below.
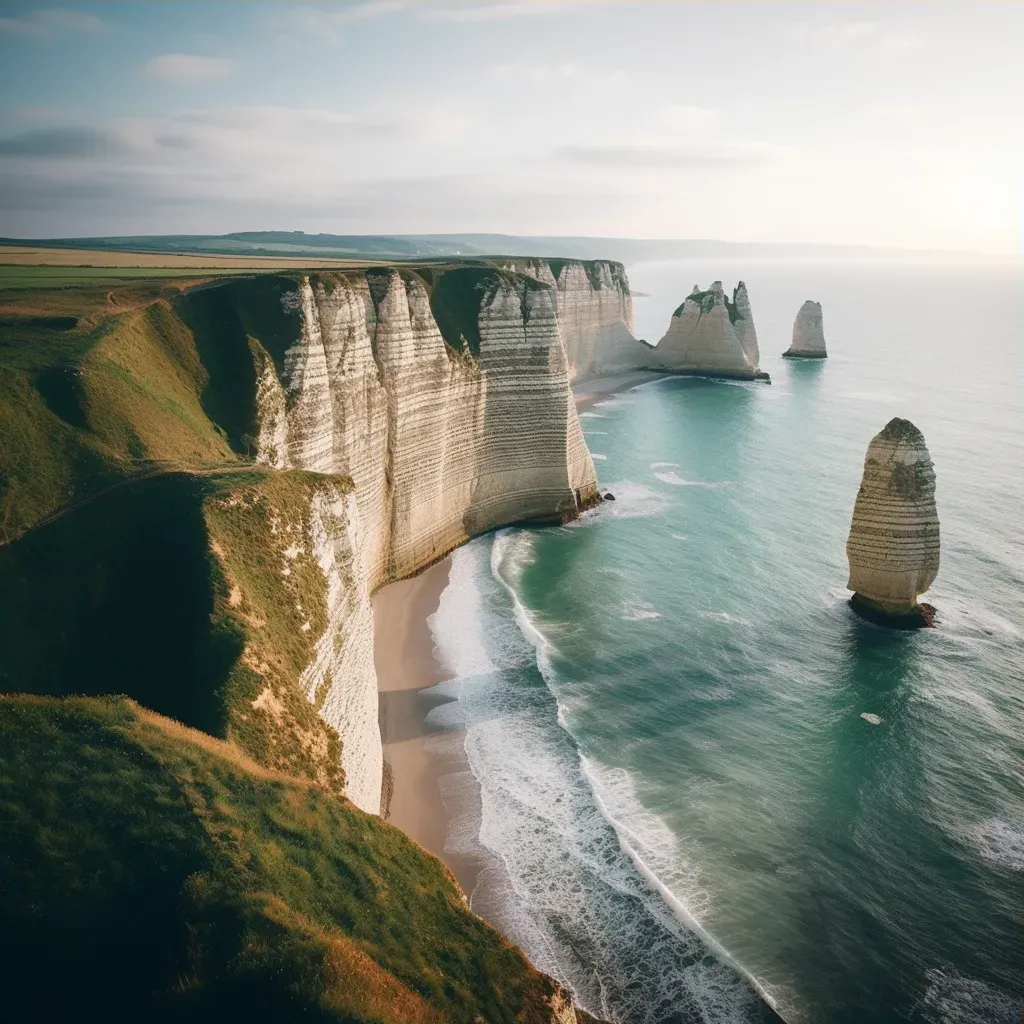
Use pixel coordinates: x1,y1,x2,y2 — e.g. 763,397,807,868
650,104,719,132
260,2,407,41
420,2,580,23
555,143,773,170
0,7,104,37
489,60,628,90
139,54,233,84
784,18,925,55
0,126,122,159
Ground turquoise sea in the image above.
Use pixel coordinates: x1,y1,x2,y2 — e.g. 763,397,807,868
427,260,1024,1024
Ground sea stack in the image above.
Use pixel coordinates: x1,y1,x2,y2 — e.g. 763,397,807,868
846,418,940,628
640,280,769,381
783,300,827,358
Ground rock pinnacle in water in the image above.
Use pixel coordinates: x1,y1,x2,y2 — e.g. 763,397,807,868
846,417,940,628
783,300,827,358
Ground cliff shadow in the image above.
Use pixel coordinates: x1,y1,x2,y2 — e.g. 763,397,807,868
174,276,304,454
0,473,242,736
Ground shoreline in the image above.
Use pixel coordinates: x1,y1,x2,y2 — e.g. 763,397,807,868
373,371,661,900
572,369,667,408
371,367,787,1019
373,555,485,899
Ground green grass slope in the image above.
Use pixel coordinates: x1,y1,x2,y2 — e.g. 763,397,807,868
0,695,571,1023
0,469,348,793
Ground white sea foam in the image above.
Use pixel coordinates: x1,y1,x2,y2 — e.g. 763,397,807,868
621,600,662,621
838,389,906,403
964,817,1024,873
581,757,781,1013
427,544,496,680
584,430,608,435
627,375,673,394
595,480,675,520
591,453,607,461
671,533,689,541
654,470,734,488
580,411,606,419
699,611,750,625
860,713,884,725
923,968,1020,1024
425,532,772,1023
650,461,680,469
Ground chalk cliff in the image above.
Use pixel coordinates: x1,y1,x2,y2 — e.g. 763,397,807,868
784,300,827,358
253,267,598,810
0,262,610,1024
516,259,637,380
638,281,768,380
846,418,940,627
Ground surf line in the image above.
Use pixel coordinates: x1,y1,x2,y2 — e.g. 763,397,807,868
580,755,787,1019
489,528,786,1019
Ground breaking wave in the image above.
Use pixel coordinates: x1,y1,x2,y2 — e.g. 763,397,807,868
428,534,773,1024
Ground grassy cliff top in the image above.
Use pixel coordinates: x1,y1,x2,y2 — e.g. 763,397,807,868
0,694,571,1023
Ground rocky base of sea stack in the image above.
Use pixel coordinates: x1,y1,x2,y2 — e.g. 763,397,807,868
782,350,827,359
850,593,936,629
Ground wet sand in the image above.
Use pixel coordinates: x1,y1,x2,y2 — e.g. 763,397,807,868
373,372,666,899
373,556,483,896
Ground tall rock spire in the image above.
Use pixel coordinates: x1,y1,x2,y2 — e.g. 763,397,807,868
846,418,940,627
640,280,769,381
783,300,827,358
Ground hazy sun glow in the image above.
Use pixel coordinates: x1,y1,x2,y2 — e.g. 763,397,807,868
0,0,1020,253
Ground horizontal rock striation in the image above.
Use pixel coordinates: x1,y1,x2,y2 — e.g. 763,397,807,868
253,267,598,810
846,417,940,627
784,300,827,358
638,281,769,381
517,259,637,381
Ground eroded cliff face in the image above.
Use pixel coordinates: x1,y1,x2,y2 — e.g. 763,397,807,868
517,259,637,381
253,267,598,811
639,281,765,379
846,417,940,625
784,300,827,358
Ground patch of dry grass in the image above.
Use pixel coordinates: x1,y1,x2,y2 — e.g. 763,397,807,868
0,694,571,1023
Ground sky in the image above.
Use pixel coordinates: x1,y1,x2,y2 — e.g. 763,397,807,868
0,0,1020,253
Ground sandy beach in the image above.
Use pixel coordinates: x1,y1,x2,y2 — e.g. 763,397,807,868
572,369,666,408
373,556,486,897
373,371,666,900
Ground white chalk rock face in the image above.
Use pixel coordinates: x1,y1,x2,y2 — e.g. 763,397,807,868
255,267,599,811
640,281,766,379
846,418,940,622
515,258,637,381
784,300,827,358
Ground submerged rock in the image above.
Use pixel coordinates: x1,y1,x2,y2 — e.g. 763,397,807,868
603,492,615,501
846,418,940,628
783,300,827,358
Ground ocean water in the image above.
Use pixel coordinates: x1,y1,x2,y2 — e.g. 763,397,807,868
427,260,1024,1024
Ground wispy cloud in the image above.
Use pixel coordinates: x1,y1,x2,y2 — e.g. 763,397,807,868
139,54,233,84
784,18,925,55
0,6,104,37
0,126,122,159
650,104,719,132
261,1,407,41
556,143,774,170
420,2,580,23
